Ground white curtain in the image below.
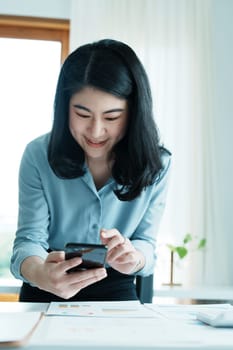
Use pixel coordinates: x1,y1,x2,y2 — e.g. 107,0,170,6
70,0,233,287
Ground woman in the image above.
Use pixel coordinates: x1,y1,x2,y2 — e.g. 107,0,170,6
11,39,171,302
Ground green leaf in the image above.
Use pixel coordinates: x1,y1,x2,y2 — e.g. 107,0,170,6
175,246,188,259
183,233,192,244
197,238,206,249
166,244,177,252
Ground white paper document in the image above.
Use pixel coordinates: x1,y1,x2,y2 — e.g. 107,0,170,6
145,303,233,322
32,307,233,349
46,300,157,318
26,303,233,349
0,312,42,346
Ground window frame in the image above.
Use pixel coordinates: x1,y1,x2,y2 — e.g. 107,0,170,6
0,15,70,283
0,15,69,63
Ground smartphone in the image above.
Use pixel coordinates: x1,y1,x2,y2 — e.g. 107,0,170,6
65,242,107,272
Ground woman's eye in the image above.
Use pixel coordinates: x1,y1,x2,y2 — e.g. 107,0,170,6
105,116,120,121
76,113,90,118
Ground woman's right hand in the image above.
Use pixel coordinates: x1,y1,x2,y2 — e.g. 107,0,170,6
20,251,107,299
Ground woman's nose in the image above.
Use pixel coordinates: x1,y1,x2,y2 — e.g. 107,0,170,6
89,119,106,138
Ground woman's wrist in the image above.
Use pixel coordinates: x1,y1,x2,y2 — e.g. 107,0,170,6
20,256,44,285
131,252,145,274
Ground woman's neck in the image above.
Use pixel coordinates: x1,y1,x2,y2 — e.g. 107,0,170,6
87,158,113,190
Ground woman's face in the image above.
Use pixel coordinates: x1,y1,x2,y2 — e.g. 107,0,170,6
69,86,128,162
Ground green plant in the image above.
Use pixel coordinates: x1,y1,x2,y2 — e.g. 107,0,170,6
164,233,207,286
167,233,206,260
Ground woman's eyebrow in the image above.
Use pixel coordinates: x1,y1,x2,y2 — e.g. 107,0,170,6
73,104,125,114
103,108,125,114
73,104,90,112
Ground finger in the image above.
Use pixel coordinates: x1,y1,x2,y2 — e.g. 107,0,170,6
68,273,107,296
108,248,134,264
107,240,128,259
101,228,121,241
46,251,65,263
108,238,131,258
63,257,83,273
53,268,107,299
102,233,126,251
107,239,134,262
67,268,107,285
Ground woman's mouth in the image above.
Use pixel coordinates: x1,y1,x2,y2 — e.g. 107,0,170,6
85,137,108,148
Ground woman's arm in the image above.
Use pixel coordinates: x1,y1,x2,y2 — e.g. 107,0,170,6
101,152,171,277
11,137,107,298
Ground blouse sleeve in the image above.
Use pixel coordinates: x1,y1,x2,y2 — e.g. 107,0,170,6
131,151,172,276
10,142,50,281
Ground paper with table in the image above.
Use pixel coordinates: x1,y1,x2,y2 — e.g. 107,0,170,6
46,300,157,318
46,300,233,322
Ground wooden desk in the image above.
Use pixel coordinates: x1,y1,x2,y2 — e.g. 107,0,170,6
0,279,21,301
1,301,233,349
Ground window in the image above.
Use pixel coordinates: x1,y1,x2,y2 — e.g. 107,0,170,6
0,15,69,278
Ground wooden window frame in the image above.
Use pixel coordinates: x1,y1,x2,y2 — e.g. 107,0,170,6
0,15,70,63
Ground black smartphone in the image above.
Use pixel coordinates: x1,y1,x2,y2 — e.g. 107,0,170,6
65,242,107,272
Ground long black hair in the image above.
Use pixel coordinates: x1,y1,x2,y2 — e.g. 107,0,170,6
48,39,166,201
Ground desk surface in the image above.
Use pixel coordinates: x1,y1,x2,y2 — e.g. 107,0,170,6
1,301,233,349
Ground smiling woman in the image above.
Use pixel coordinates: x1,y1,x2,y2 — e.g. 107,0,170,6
0,15,70,279
10,39,171,303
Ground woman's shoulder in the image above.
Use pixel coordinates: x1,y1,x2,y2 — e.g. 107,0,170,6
21,133,51,165
27,132,50,147
153,146,172,184
24,133,50,153
160,146,172,170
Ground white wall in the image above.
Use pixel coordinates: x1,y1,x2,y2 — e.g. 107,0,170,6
204,0,233,284
0,0,71,19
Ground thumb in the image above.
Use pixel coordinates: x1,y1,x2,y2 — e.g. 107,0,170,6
100,229,108,244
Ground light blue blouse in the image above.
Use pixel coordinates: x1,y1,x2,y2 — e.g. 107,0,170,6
11,133,171,281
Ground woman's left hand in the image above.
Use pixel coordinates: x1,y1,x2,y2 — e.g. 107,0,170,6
100,228,145,274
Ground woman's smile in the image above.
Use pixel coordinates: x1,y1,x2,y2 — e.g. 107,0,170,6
69,87,128,161
85,137,108,148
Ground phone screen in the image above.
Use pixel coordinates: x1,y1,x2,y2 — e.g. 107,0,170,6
65,243,107,272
